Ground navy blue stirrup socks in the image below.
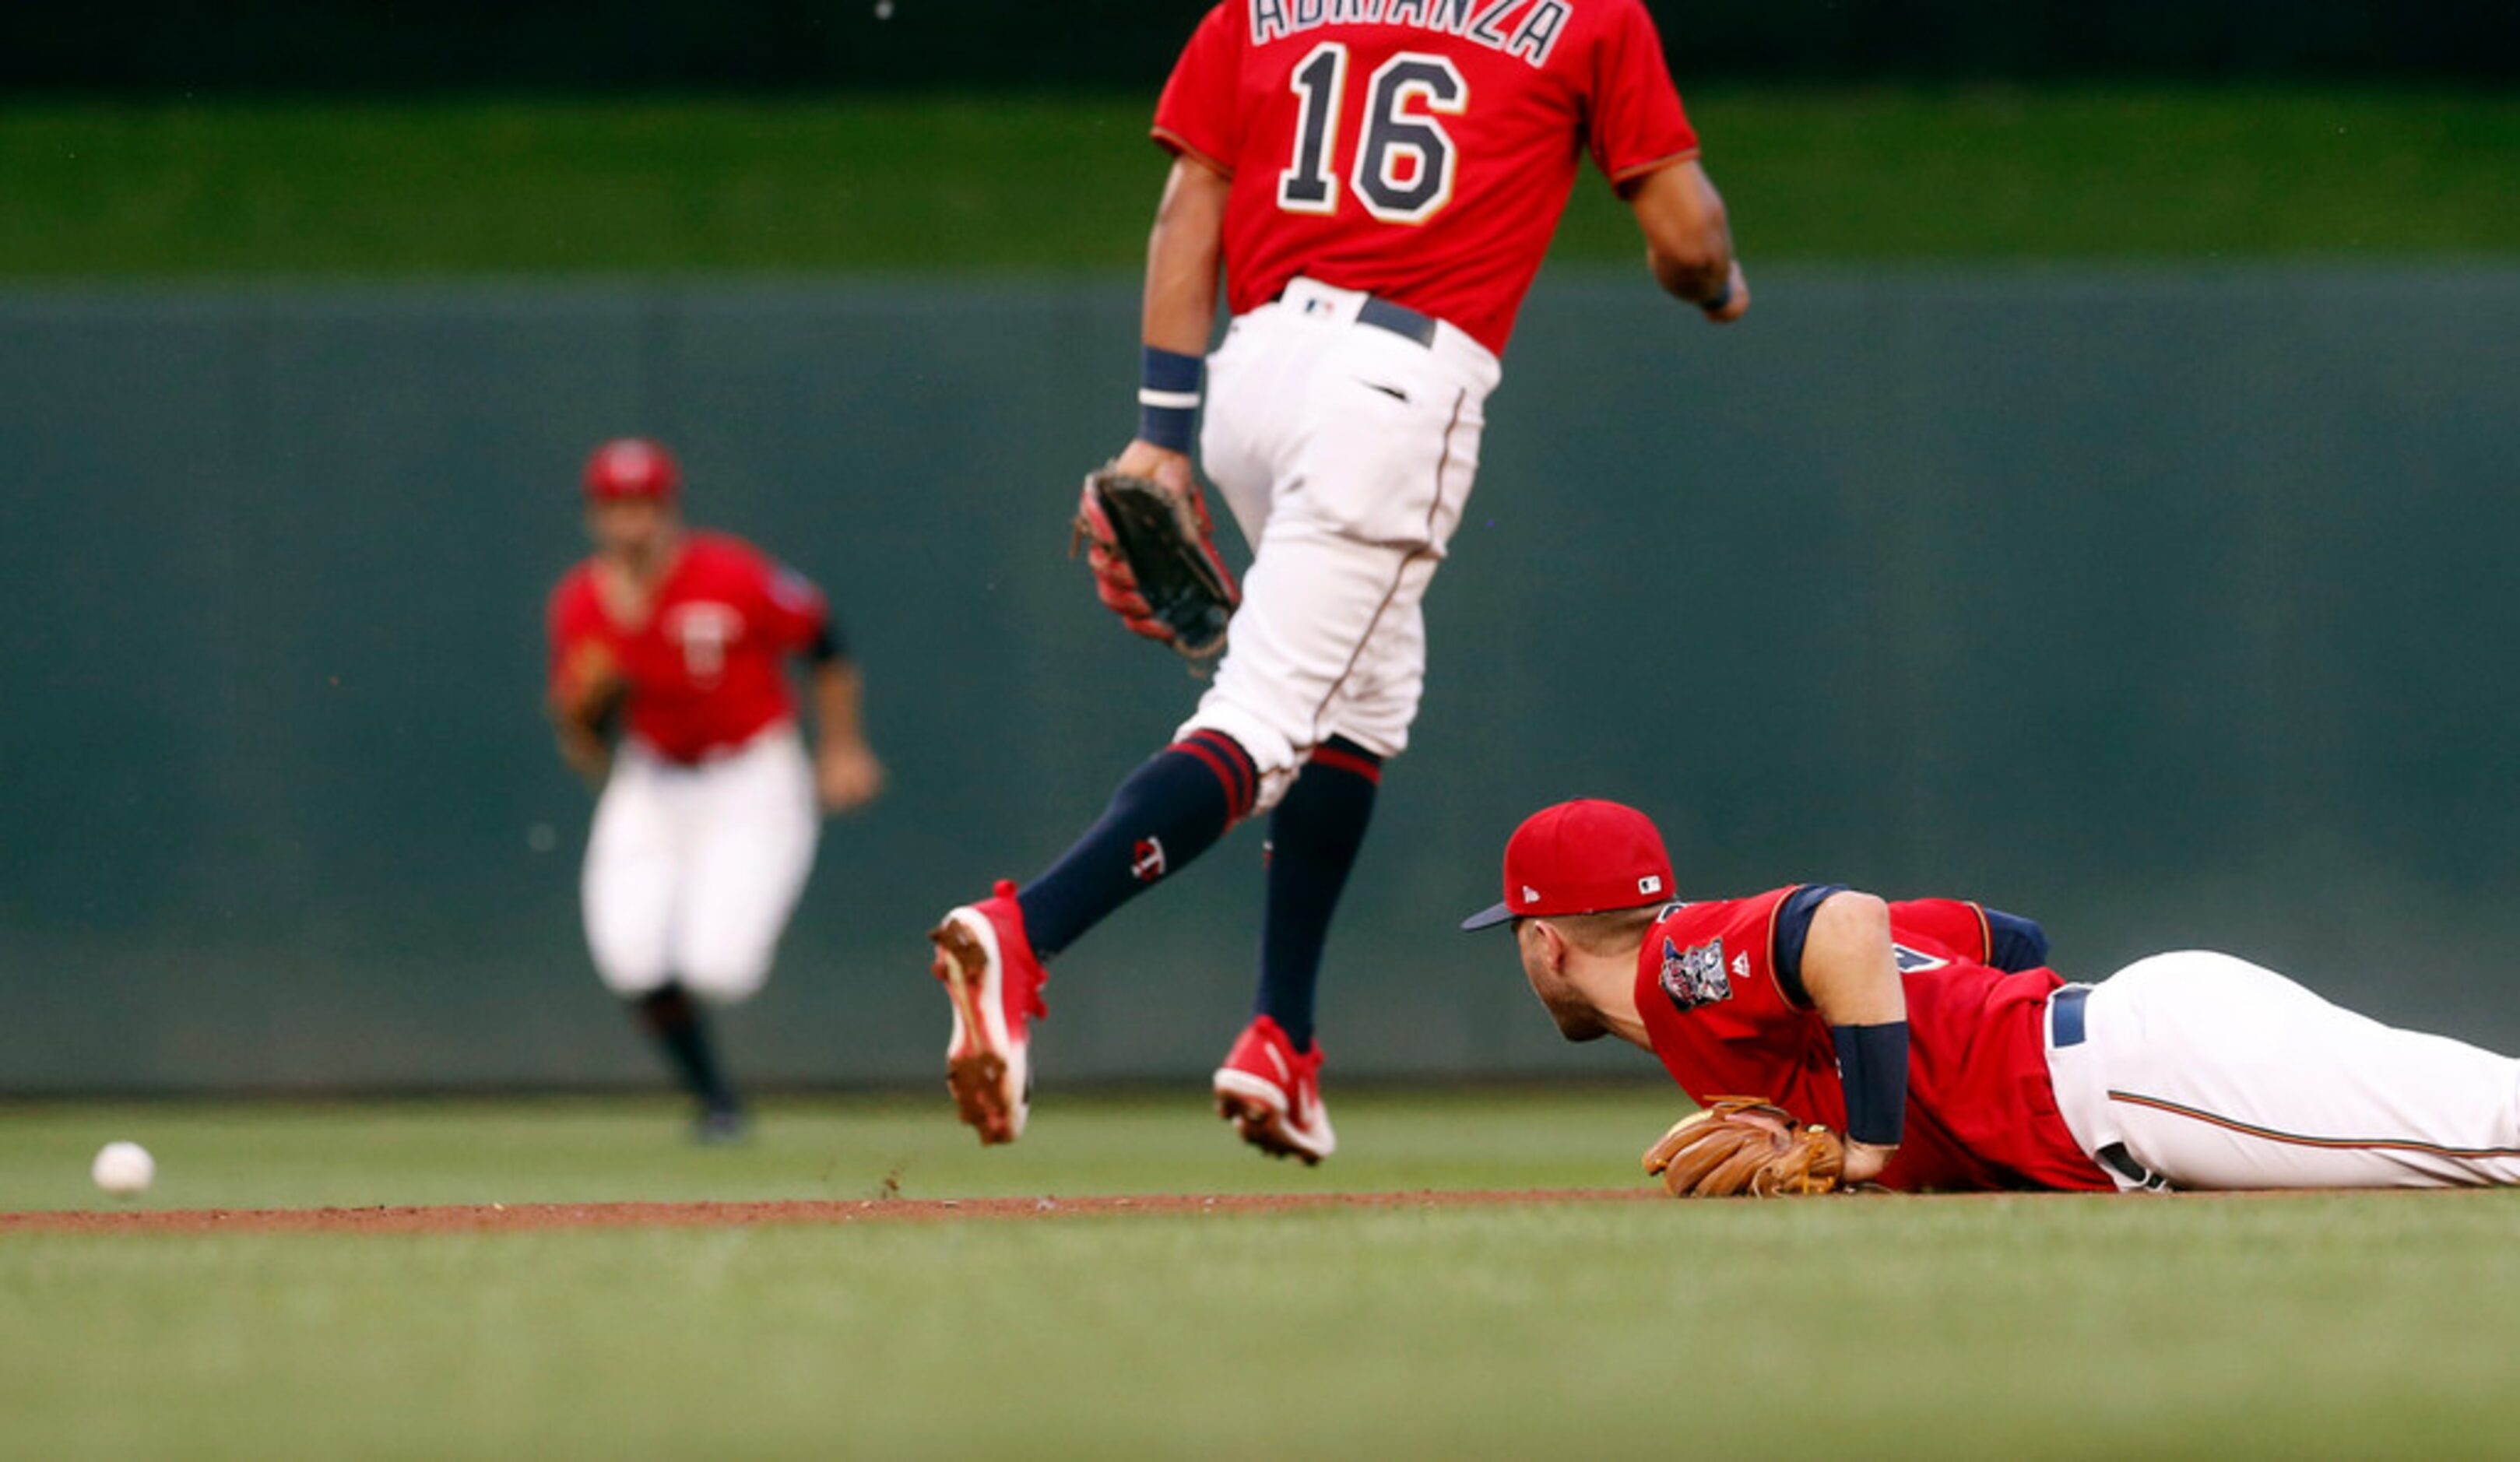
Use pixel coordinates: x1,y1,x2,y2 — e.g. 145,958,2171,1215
633,983,740,1113
1253,736,1382,1052
1017,729,1259,959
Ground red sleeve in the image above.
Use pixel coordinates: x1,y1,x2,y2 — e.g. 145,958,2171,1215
1887,899,1994,965
1649,892,1802,1034
1585,0,1699,187
1151,3,1244,177
745,550,828,654
1636,891,1843,1112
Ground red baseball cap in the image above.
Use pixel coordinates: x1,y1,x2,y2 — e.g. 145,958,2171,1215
583,438,682,501
1459,799,1675,931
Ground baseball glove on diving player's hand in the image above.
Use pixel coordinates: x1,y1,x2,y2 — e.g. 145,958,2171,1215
1642,1097,1846,1198
1073,467,1239,660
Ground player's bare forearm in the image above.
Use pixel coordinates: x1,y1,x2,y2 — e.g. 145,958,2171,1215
547,641,624,789
1142,156,1229,357
1798,891,1907,1184
1116,157,1232,492
810,658,865,747
1801,893,1904,1025
1626,160,1749,323
809,659,884,814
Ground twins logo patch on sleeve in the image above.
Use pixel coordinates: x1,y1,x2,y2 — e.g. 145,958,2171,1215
1658,937,1734,1013
771,566,819,613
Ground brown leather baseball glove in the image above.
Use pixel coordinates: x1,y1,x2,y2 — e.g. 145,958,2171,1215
1073,467,1239,661
1642,1097,1847,1197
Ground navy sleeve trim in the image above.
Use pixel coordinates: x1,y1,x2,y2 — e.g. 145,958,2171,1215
1981,907,2051,971
808,620,849,666
1770,883,1849,1010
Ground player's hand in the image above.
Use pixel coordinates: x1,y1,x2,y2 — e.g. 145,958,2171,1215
817,740,886,814
1841,1139,1895,1186
1109,438,1196,500
1702,260,1749,324
559,736,613,792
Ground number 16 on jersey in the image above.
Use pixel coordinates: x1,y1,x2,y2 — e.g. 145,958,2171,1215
1278,44,1468,226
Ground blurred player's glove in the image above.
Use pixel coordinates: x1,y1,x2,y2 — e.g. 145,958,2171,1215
1642,1097,1846,1198
553,641,625,728
1072,468,1239,661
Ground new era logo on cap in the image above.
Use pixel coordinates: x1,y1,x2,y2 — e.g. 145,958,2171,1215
1460,800,1677,932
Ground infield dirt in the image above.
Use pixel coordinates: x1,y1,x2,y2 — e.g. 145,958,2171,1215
4,1183,2427,1237
2,1186,1661,1235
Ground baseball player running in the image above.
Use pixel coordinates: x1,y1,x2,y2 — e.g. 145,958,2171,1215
547,438,884,1140
927,0,1749,1156
1467,799,2520,1194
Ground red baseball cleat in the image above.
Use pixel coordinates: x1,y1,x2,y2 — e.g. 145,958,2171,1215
928,880,1049,1146
1212,1016,1336,1165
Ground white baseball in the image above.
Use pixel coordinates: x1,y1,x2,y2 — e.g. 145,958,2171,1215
92,1140,154,1197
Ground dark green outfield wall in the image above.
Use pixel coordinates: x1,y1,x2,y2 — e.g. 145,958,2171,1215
4,268,2518,1092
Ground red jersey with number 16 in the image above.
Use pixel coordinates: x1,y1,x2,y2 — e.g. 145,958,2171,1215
1154,0,1699,357
1634,888,2114,1193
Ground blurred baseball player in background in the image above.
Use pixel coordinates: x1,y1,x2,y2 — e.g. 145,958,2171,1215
929,0,1749,1156
1469,800,2520,1194
547,438,884,1140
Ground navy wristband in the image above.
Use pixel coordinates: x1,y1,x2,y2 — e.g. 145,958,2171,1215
1137,346,1205,455
1829,1021,1909,1147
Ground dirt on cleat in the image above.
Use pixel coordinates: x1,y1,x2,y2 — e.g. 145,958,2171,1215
930,922,1014,1144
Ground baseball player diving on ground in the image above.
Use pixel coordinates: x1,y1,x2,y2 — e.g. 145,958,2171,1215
547,438,884,1140
1467,799,2520,1195
926,0,1750,1158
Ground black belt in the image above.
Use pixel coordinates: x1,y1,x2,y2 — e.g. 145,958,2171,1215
2049,985,2091,1047
1277,286,1440,348
2047,985,2169,1190
1355,296,1439,347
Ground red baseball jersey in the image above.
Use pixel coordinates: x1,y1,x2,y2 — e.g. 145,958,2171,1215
547,532,828,765
1154,0,1699,357
1634,887,2113,1193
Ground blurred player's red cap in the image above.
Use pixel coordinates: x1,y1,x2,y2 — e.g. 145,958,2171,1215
583,438,682,501
1460,799,1675,931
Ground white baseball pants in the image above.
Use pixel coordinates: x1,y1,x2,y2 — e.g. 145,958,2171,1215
581,726,818,1003
2046,951,2520,1190
1185,276,1503,810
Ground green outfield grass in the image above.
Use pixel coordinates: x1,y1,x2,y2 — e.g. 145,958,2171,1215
6,1091,2520,1458
2,87,2515,277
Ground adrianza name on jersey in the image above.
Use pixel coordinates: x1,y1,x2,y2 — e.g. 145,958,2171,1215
1250,0,1572,69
